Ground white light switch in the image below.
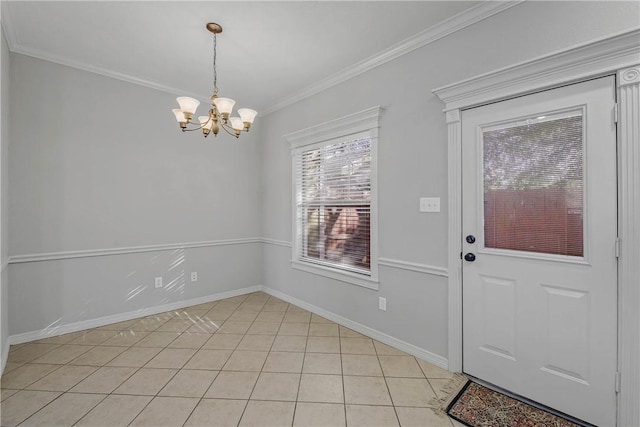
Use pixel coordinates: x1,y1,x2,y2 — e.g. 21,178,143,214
154,277,163,288
420,197,440,213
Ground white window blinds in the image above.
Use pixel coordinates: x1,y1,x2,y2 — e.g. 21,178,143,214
295,136,372,275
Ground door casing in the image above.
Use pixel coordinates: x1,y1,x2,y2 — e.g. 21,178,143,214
433,29,640,427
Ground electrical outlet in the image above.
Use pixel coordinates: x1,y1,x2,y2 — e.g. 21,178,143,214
379,297,387,311
420,197,440,213
191,272,198,282
154,277,163,288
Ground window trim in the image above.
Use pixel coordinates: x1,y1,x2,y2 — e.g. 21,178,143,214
286,106,382,289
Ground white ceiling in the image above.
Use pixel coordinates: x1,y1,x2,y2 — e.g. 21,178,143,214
2,1,501,115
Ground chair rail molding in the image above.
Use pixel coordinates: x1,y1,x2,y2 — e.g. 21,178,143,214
433,28,640,427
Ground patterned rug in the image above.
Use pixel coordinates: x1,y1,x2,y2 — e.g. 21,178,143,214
447,381,582,427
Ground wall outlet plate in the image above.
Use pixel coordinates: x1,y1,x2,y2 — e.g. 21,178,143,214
154,277,163,288
191,272,198,282
379,297,387,311
420,197,441,213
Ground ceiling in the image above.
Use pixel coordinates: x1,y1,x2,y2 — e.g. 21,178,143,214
2,1,499,115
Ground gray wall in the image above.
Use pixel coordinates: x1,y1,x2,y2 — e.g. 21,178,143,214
8,54,263,336
260,1,640,360
1,23,9,368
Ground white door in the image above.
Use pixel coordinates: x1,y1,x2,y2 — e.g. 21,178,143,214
462,76,617,427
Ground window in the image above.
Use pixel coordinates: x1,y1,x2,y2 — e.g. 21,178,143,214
286,107,381,288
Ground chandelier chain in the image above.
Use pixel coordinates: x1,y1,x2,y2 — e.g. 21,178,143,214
212,33,218,95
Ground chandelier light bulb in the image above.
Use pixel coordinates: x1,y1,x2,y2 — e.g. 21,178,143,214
176,97,200,122
238,108,258,128
213,97,236,118
229,117,244,132
172,109,186,123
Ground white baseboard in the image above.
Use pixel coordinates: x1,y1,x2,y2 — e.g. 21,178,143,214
261,286,449,370
8,285,262,345
0,339,8,375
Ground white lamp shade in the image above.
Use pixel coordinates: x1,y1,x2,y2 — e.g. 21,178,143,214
238,108,258,124
176,97,200,115
172,109,186,123
198,116,213,130
229,117,244,131
213,97,235,115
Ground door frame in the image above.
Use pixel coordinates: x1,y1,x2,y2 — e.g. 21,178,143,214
434,28,640,427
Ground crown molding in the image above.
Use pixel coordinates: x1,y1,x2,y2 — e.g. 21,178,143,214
261,0,523,116
1,1,521,114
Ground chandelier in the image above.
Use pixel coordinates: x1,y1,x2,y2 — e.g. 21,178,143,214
172,22,257,138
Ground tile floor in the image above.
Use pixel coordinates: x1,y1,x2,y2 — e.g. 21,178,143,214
0,292,466,427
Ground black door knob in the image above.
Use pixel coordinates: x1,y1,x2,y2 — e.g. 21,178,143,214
466,235,476,244
464,253,476,262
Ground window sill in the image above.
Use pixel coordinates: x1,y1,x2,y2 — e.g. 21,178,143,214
291,260,379,290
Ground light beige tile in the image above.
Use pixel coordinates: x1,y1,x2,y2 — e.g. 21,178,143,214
310,314,334,324
395,407,453,427
255,311,285,322
341,354,383,376
306,336,340,353
184,349,232,370
26,365,97,392
450,418,467,427
302,353,342,375
129,317,169,332
107,346,162,367
429,378,462,401
175,309,210,320
309,323,339,337
158,369,218,398
155,319,194,332
223,350,268,371
417,359,458,379
293,402,346,427
2,362,24,374
262,301,289,312
100,330,149,347
71,366,137,394
374,341,408,356
237,334,275,351
1,364,60,389
277,322,309,336
251,372,300,401
187,301,217,311
343,376,392,405
20,392,106,427
69,330,118,346
204,371,259,399
75,394,152,427
185,398,247,427
379,355,425,378
203,309,234,322
114,368,177,395
246,322,281,335
386,377,437,407
340,337,376,354
263,351,304,373
298,374,343,404
0,390,61,427
217,321,252,335
31,345,92,365
188,320,223,334
283,312,311,323
338,326,365,338
133,331,180,348
271,335,307,352
228,310,259,322
202,333,243,350
6,343,60,364
68,346,126,366
239,400,295,427
1,389,19,401
345,404,399,427
130,396,199,426
167,332,211,349
144,348,197,369
213,301,243,311
286,306,309,314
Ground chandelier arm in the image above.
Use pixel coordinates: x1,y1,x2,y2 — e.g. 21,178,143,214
181,120,209,132
220,122,240,138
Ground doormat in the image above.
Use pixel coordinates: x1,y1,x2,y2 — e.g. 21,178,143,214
447,381,582,427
